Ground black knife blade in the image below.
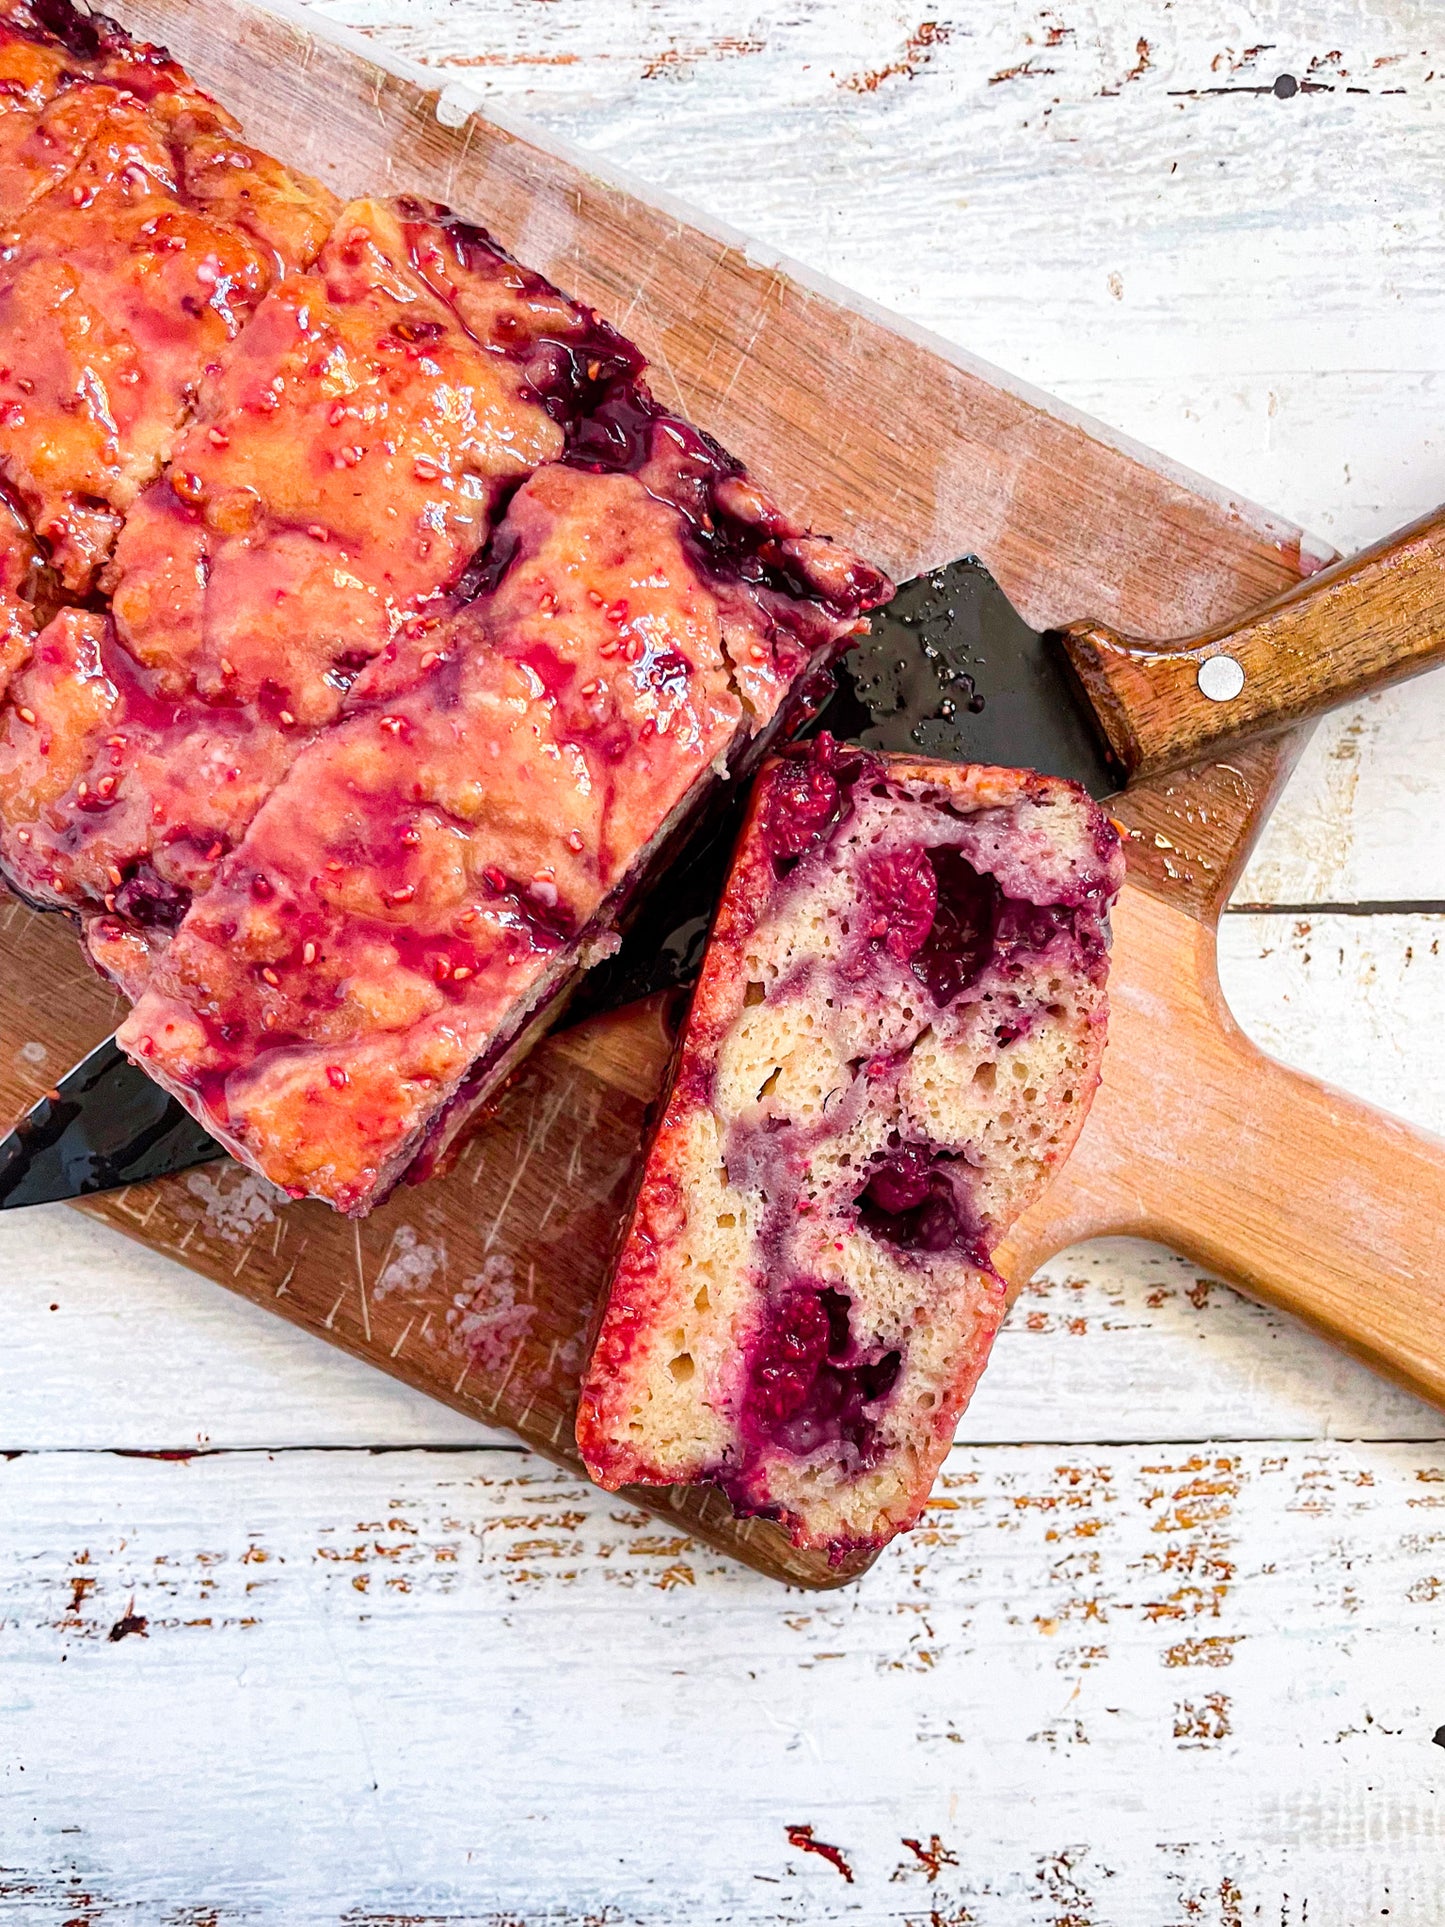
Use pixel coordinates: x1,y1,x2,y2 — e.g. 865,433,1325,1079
0,1033,222,1208
0,557,1103,1204
835,556,1118,798
572,555,1112,1016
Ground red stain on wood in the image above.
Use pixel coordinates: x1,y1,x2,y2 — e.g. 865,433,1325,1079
1162,1634,1242,1668
107,1612,148,1643
988,58,1057,86
641,36,764,80
440,51,580,68
1173,1691,1232,1745
786,1823,855,1882
1125,37,1152,82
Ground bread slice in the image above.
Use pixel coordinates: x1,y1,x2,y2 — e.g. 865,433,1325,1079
577,738,1125,1555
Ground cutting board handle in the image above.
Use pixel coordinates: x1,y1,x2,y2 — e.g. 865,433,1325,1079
1000,886,1445,1409
1055,503,1445,784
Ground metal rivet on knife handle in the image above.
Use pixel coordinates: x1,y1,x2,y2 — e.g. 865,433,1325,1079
1197,654,1245,702
1051,500,1445,783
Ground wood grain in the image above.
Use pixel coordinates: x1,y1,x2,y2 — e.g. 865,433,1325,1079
0,0,1328,1589
4,1436,1443,1923
1059,502,1445,781
999,885,1445,1409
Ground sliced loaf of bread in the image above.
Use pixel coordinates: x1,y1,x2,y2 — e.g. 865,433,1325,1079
577,737,1125,1554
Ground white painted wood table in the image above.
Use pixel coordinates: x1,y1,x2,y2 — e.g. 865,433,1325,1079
4,3,1445,1920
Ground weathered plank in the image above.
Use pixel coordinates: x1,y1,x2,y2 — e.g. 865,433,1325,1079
1218,912,1445,1136
2,1440,1442,1923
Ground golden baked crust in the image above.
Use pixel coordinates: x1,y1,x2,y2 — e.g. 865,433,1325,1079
0,4,337,588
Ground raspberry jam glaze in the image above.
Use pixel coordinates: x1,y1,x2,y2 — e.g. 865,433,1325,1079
114,452,885,1211
0,12,338,592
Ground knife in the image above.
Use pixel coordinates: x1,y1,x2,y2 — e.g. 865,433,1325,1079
0,1032,220,1207
6,499,1445,1204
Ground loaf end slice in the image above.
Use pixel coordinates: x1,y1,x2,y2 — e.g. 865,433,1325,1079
577,738,1125,1555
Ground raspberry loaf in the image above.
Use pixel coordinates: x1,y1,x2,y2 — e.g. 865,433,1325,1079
577,739,1125,1554
0,0,339,589
2,190,628,999
114,449,885,1213
0,2,892,1212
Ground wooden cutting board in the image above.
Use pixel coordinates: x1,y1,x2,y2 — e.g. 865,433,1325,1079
3,0,1412,1588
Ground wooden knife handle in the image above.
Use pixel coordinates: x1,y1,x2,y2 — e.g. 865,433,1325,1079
1000,888,1445,1413
1055,503,1445,783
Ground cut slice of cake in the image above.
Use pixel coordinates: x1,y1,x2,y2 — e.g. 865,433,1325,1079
576,737,1125,1555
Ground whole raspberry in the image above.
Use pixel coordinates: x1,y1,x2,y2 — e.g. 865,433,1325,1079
747,1290,832,1425
759,746,842,866
861,1142,935,1214
862,843,938,959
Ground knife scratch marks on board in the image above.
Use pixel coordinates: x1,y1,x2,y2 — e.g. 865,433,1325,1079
353,1221,371,1343
643,327,690,422
718,276,782,408
484,1090,567,1251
